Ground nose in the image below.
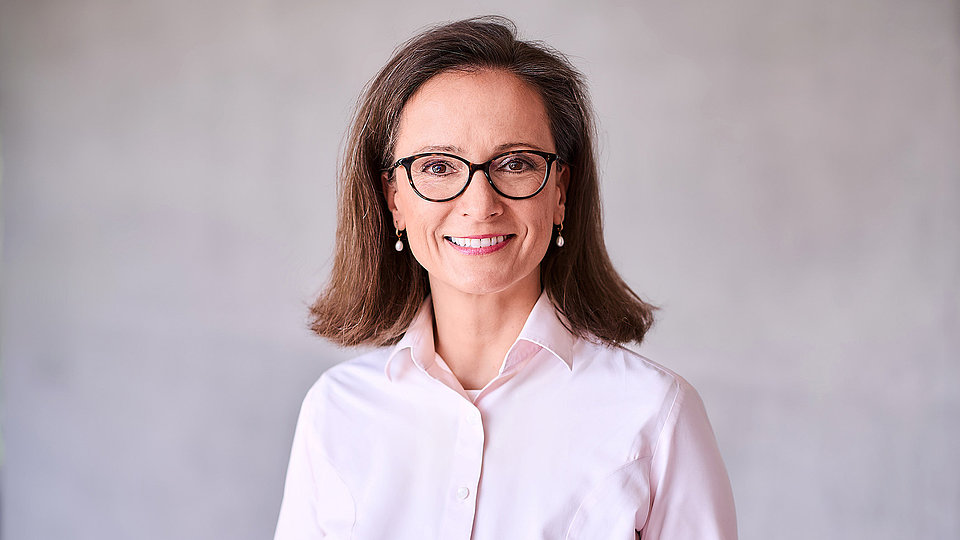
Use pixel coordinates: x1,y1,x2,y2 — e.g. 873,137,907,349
456,169,503,219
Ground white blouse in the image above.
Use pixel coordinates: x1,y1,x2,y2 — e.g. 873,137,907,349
274,292,737,539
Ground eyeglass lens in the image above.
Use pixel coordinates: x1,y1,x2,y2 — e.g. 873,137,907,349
408,152,549,200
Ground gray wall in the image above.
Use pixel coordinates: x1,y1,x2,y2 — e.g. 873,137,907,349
2,1,957,539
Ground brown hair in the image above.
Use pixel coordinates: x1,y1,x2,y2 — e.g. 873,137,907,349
309,16,656,347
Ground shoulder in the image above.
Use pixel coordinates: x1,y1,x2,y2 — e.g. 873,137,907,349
321,347,392,383
571,339,701,416
300,348,394,411
573,339,693,390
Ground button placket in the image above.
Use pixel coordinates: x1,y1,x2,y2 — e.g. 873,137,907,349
438,402,485,539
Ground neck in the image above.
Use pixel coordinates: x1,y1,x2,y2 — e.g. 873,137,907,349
429,275,541,390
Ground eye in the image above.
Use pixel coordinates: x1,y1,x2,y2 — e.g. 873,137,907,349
499,156,533,173
416,158,459,176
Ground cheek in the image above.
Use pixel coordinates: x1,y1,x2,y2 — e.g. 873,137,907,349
526,200,559,237
396,189,425,229
397,194,444,251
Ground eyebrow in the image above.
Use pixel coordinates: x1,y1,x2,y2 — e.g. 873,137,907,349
494,142,548,152
415,145,462,153
413,142,549,154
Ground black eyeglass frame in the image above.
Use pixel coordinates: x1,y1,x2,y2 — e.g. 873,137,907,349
383,149,562,203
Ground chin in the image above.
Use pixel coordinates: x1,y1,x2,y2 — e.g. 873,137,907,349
432,268,540,298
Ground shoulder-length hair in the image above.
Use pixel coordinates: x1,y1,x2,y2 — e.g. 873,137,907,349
309,16,655,347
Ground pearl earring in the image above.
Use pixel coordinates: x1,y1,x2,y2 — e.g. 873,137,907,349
555,222,565,247
395,228,404,252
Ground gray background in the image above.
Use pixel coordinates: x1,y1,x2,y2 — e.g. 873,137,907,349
1,0,958,539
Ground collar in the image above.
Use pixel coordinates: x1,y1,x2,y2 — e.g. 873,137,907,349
384,291,576,382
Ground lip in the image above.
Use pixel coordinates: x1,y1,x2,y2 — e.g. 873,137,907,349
444,234,515,255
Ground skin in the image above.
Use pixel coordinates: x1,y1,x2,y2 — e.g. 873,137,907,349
383,69,568,390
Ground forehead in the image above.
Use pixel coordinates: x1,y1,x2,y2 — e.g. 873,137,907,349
394,69,554,156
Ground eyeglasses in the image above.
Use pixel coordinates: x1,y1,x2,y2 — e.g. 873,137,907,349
384,150,561,202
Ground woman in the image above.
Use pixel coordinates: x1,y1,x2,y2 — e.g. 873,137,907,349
275,17,736,540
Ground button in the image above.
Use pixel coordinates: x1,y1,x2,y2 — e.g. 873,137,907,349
456,486,470,500
467,412,481,426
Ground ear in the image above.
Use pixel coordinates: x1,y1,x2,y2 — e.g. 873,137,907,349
554,162,569,225
381,171,405,230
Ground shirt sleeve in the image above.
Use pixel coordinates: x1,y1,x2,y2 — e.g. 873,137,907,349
274,381,356,540
640,380,738,539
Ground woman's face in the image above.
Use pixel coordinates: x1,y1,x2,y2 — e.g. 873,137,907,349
384,69,567,301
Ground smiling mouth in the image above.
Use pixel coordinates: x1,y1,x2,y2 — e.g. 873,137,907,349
444,234,513,248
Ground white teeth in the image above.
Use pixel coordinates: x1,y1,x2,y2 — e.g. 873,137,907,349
447,235,508,248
